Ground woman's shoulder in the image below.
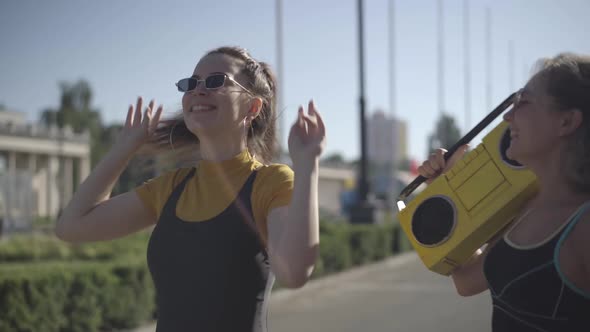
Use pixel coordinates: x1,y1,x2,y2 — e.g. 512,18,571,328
255,163,294,181
251,163,294,212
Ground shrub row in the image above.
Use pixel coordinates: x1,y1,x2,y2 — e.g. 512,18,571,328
313,221,412,277
0,258,155,332
0,221,412,331
0,232,150,263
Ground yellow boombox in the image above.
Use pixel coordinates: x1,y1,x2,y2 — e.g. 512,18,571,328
396,93,539,275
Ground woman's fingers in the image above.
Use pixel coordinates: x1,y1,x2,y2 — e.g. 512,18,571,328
142,99,155,128
301,101,321,132
290,101,326,148
419,144,470,183
150,105,164,132
434,149,447,170
419,162,437,177
134,97,143,126
125,104,134,127
298,106,308,134
428,150,445,172
309,100,326,135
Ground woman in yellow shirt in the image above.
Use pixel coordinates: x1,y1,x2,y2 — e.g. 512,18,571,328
55,46,326,332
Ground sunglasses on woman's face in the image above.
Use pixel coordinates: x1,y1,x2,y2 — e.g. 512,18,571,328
175,73,253,95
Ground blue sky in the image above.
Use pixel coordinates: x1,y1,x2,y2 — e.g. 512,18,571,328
2,0,590,161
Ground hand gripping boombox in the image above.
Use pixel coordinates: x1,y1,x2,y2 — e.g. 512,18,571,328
396,92,539,275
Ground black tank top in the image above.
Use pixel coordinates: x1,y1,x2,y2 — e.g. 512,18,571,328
146,168,274,332
483,202,590,332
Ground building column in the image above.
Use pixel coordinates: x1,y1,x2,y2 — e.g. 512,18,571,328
28,154,37,217
28,153,37,173
7,151,16,226
62,157,73,209
47,155,59,218
79,156,90,185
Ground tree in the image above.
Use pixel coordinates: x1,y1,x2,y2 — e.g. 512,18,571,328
39,80,157,195
101,124,156,195
40,80,104,165
322,152,346,164
426,113,462,157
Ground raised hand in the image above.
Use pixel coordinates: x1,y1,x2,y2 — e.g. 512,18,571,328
119,96,163,150
418,144,469,184
288,100,327,167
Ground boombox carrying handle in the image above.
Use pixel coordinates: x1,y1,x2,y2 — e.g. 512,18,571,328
396,92,518,203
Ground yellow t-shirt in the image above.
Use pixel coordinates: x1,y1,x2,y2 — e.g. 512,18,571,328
135,150,294,245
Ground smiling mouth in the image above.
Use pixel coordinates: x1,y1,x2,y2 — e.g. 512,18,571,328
189,105,216,113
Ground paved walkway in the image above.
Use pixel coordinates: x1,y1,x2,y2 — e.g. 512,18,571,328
132,252,492,332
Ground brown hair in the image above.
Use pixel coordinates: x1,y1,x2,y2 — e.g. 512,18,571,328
148,46,279,164
534,53,590,193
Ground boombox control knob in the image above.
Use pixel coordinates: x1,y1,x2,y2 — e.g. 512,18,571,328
411,196,456,246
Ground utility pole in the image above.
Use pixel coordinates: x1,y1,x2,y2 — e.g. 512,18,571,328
349,0,374,223
275,0,285,156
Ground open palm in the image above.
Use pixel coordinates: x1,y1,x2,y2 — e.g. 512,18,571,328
288,100,326,166
119,97,163,150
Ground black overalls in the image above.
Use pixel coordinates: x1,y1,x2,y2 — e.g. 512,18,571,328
147,168,274,332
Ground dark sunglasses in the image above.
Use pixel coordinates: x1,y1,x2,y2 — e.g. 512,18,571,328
175,74,253,94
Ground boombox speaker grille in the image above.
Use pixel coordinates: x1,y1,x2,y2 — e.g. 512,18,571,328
412,196,456,246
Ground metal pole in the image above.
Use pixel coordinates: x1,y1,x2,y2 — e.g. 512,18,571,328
389,0,396,118
358,0,368,203
275,0,285,155
463,0,471,132
389,0,398,205
348,0,374,223
485,7,492,111
508,40,515,92
437,0,445,115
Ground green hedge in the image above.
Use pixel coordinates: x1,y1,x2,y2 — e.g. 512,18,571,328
0,221,412,331
0,232,150,263
0,258,155,332
312,220,411,278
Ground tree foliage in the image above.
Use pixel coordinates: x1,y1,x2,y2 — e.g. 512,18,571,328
40,80,104,165
426,113,462,157
39,80,155,193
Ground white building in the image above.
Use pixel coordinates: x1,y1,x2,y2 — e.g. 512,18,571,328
0,110,91,231
317,166,355,216
367,110,408,168
367,110,408,195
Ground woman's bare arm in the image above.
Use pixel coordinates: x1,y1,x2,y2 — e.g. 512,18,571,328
55,97,162,243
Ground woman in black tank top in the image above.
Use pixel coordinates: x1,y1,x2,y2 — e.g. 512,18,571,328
418,52,590,331
55,46,327,332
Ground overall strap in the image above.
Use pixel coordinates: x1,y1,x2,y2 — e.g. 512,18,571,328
232,170,262,243
160,168,197,219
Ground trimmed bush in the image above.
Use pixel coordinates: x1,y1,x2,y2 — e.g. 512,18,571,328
0,220,412,331
0,258,154,332
318,226,352,274
349,224,381,265
0,269,69,332
0,231,150,263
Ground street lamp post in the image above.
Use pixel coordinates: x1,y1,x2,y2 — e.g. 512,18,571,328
275,0,285,155
349,0,374,223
